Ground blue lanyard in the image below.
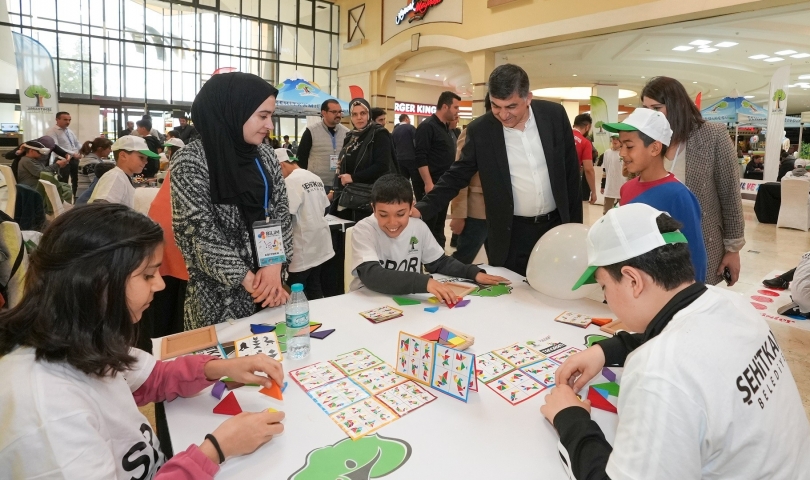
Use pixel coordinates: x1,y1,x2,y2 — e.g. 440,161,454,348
254,158,269,221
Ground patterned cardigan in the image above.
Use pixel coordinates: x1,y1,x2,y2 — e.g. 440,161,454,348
170,141,293,329
684,121,745,285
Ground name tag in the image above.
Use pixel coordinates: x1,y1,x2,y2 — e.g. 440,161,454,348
330,154,339,171
252,219,286,266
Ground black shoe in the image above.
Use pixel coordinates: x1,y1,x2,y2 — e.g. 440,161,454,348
763,277,790,289
777,302,810,319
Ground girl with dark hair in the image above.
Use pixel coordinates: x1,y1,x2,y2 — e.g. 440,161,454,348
79,137,114,174
641,76,745,286
171,73,292,329
0,203,285,478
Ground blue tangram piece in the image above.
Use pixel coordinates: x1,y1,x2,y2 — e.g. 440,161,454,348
251,323,276,334
282,381,288,393
593,387,610,400
424,306,439,313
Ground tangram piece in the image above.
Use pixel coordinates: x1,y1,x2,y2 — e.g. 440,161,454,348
427,297,440,304
591,381,620,397
211,381,227,400
424,306,439,313
266,408,278,413
602,367,616,382
311,328,335,339
282,381,288,393
455,299,471,308
421,328,443,341
446,298,461,309
259,381,284,400
250,323,275,334
587,386,617,414
421,325,474,350
448,336,465,346
591,317,612,327
593,387,610,399
213,392,243,416
440,330,453,342
392,296,421,306
223,380,245,390
309,323,322,333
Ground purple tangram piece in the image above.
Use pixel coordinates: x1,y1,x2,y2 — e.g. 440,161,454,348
455,299,471,308
602,367,616,382
211,380,227,400
311,328,335,339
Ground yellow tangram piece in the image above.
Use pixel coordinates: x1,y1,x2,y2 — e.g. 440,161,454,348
267,408,278,413
448,336,465,346
427,297,440,304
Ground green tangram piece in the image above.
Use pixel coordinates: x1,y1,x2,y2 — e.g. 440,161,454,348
392,296,421,306
469,284,513,297
288,434,412,480
591,381,620,397
274,321,320,353
585,334,610,348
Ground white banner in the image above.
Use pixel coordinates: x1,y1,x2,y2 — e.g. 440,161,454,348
764,65,790,182
12,32,58,140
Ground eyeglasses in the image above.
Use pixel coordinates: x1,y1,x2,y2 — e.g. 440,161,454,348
326,110,343,115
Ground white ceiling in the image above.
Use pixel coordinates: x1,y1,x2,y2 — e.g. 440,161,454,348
395,51,474,97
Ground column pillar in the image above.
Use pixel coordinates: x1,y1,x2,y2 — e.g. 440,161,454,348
465,51,495,117
592,84,619,123
561,101,580,126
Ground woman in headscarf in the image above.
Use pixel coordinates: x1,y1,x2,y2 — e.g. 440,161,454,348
171,73,292,330
331,98,397,222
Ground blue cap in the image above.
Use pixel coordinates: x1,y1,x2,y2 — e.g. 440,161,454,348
291,283,304,292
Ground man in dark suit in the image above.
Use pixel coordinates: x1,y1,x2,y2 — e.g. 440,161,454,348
412,64,581,276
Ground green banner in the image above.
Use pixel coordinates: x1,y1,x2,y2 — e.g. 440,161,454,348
590,96,611,156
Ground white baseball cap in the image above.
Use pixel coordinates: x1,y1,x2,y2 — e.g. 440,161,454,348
571,203,688,290
113,135,159,158
275,148,297,163
602,109,673,146
164,138,185,149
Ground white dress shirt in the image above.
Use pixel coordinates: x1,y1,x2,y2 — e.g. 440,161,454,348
502,108,556,216
44,125,81,155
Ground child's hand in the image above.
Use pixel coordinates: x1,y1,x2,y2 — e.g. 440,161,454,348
204,355,284,389
555,345,606,392
205,410,285,461
540,385,590,425
474,272,510,285
427,278,459,306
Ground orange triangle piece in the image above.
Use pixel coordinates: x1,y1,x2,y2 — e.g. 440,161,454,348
213,391,243,416
587,386,617,414
259,382,283,400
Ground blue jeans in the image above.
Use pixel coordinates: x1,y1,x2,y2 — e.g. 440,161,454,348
452,217,488,264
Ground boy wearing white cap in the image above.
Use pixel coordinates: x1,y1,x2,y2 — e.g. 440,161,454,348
602,109,707,283
540,203,810,479
90,135,160,208
277,148,335,299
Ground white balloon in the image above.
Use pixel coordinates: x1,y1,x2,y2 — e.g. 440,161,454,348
525,223,599,300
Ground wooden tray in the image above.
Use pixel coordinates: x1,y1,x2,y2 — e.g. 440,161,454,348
600,320,629,335
161,325,218,359
444,282,477,299
419,324,475,350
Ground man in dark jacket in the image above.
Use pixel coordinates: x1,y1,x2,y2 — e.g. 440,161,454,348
392,114,417,180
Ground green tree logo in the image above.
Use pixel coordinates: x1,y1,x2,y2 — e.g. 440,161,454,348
741,100,759,112
469,284,513,297
773,89,786,110
409,236,418,250
296,82,314,95
594,121,604,133
289,434,412,480
711,101,728,112
24,84,51,107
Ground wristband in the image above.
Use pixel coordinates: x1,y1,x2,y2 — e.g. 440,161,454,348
204,433,225,464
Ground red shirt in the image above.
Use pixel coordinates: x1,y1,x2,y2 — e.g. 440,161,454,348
619,173,680,205
573,129,592,166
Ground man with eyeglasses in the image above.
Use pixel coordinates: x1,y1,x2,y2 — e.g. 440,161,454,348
296,99,350,195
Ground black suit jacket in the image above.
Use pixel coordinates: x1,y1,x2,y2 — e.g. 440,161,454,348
415,99,582,267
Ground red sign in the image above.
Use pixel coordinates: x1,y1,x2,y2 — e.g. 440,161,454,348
395,0,444,25
395,101,437,116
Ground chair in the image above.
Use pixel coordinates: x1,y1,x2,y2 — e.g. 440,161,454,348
777,177,810,231
0,164,17,219
343,226,354,293
38,179,65,220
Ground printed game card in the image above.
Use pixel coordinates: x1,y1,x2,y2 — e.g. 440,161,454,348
350,363,408,394
307,378,369,415
550,347,581,364
375,380,437,416
493,343,546,367
192,344,226,359
330,398,398,440
475,352,515,383
430,345,475,402
233,333,282,360
555,311,593,328
359,306,404,324
521,358,559,387
332,348,385,375
485,370,546,405
289,361,346,391
526,337,568,356
396,332,434,385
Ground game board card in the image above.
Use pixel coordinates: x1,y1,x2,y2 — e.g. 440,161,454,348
521,358,560,387
550,347,581,364
475,352,515,383
192,344,227,359
350,363,408,394
430,345,474,402
307,378,369,415
359,306,404,324
486,370,546,405
332,348,385,376
469,370,478,391
396,332,434,385
525,336,568,356
288,361,347,391
493,343,546,367
555,311,593,328
375,380,436,416
233,332,282,360
330,398,398,440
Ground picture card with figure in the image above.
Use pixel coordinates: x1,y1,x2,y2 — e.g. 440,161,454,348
521,358,559,388
191,344,227,360
430,345,475,402
330,398,398,440
374,380,437,417
525,336,568,356
350,363,408,394
307,378,370,415
485,370,546,405
332,348,385,376
359,305,404,324
475,352,515,384
233,332,282,360
550,347,581,364
395,332,435,385
554,311,593,328
288,361,347,391
493,343,546,368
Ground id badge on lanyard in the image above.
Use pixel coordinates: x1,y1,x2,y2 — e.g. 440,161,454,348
328,125,338,171
251,158,286,266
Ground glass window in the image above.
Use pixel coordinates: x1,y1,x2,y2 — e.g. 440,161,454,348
124,40,145,68
199,12,217,52
125,67,145,100
280,25,295,63
279,117,295,139
58,34,86,61
299,0,313,27
56,0,82,34
243,0,260,18
314,31,330,67
260,0,278,21
124,0,145,36
332,5,339,33
297,66,313,83
91,63,105,96
59,59,88,94
220,0,240,14
315,1,330,31
278,62,296,83
258,60,276,83
199,0,217,8
314,68,330,93
331,34,339,68
106,64,121,98
279,0,297,24
297,28,313,66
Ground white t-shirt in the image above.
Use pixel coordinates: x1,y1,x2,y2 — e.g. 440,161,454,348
0,347,166,479
285,168,334,272
602,149,626,199
90,166,135,208
349,216,444,291
606,286,810,479
790,251,810,313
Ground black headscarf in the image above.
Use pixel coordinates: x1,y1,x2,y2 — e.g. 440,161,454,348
191,73,278,219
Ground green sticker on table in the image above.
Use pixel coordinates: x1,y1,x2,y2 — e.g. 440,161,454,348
288,434,412,480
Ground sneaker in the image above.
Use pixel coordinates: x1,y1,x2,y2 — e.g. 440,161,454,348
777,302,810,319
763,277,790,289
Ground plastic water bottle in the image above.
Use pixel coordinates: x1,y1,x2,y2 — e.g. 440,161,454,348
286,283,310,359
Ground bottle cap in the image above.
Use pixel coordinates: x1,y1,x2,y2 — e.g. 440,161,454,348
291,283,304,292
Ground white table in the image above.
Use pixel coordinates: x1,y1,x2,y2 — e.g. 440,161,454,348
155,267,619,478
134,187,160,215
